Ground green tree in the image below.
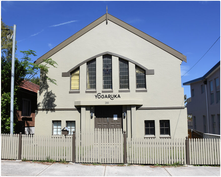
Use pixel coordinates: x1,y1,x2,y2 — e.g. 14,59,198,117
26,77,40,85
1,20,57,133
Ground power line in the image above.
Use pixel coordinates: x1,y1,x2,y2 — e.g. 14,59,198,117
182,36,220,77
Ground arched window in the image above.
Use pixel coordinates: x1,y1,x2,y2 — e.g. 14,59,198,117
103,55,112,89
71,68,80,90
119,59,129,89
136,66,146,89
87,59,96,89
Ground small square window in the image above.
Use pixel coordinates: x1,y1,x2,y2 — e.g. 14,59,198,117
145,120,155,135
66,121,75,135
160,120,170,135
53,121,61,135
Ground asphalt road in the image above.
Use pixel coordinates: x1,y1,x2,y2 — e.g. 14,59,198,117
1,160,220,176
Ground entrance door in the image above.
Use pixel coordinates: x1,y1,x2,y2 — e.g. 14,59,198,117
95,106,122,129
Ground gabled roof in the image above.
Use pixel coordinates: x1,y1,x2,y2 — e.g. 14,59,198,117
183,61,220,85
19,80,40,93
35,13,186,64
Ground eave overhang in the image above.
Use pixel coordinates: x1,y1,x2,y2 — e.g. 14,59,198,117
183,61,220,85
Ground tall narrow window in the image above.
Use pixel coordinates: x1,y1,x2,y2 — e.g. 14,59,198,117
103,55,112,89
22,99,31,116
211,115,215,134
53,121,61,135
119,59,129,89
215,78,220,103
217,114,220,134
71,68,79,90
193,116,196,129
145,120,155,135
201,85,204,94
209,81,214,104
87,59,96,89
160,120,170,135
191,89,194,97
136,66,146,89
203,115,207,132
66,121,75,135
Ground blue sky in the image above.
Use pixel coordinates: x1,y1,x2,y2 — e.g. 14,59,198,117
1,1,220,98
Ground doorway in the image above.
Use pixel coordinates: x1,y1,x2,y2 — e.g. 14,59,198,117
94,106,122,129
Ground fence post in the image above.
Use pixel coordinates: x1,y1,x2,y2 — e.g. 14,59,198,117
185,136,190,165
123,131,127,164
72,131,75,163
18,132,22,160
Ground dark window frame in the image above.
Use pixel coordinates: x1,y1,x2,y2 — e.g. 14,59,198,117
22,98,31,116
144,120,155,135
201,84,204,94
87,59,96,90
136,66,146,89
215,78,220,103
160,120,170,135
209,80,214,104
103,55,112,89
119,58,129,89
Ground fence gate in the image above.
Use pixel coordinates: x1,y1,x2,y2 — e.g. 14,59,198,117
76,129,123,163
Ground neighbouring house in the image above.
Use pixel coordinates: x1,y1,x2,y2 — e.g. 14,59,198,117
15,80,39,134
34,12,188,139
183,61,220,135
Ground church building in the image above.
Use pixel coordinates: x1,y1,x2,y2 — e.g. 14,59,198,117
34,12,188,139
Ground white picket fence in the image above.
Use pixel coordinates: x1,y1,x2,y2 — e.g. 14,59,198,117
21,135,72,161
189,138,220,165
1,133,220,165
1,134,19,160
76,129,123,163
127,138,186,165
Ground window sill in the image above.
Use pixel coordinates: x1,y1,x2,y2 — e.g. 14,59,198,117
69,90,80,94
102,90,113,93
21,116,32,118
136,89,147,92
85,90,96,93
144,135,155,138
119,89,130,92
159,135,171,138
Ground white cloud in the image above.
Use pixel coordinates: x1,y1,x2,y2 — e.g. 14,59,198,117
48,43,53,49
181,65,190,76
50,20,77,27
30,29,44,37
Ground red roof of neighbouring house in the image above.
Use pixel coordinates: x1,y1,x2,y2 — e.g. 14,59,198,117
19,80,40,93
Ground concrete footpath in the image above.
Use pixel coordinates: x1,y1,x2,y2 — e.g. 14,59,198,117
1,160,220,176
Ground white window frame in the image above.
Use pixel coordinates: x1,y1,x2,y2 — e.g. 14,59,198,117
144,120,155,136
66,121,75,135
160,120,170,136
52,121,61,135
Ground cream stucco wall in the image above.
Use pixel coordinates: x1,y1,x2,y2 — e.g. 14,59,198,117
35,19,187,138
